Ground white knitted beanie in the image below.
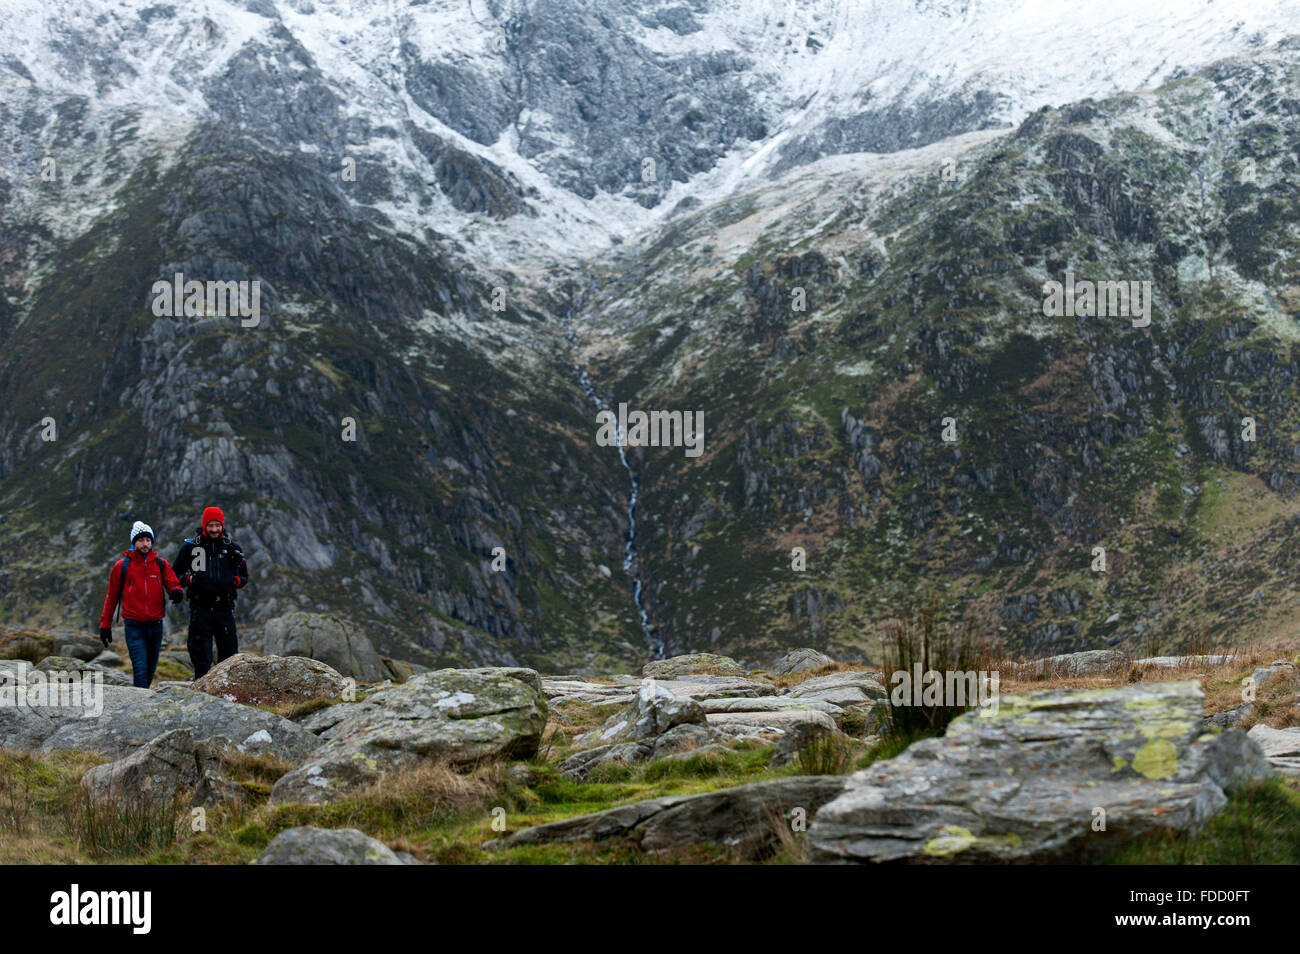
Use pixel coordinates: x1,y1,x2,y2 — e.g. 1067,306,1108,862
129,521,154,547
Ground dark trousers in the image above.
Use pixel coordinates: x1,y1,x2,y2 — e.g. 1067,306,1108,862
187,603,238,679
123,618,164,689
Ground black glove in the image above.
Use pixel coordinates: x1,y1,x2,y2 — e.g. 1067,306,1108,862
169,588,184,604
99,627,112,647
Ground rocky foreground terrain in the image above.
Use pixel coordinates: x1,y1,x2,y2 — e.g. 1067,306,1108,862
1,620,1297,864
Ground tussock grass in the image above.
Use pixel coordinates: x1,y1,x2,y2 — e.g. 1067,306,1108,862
68,784,186,860
1097,780,1300,865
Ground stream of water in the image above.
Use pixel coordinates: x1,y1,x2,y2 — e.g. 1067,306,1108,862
561,275,663,659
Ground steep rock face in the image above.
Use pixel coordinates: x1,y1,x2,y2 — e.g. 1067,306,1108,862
584,42,1300,662
0,127,635,671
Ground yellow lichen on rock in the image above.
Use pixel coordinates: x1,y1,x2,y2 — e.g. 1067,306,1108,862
1132,739,1178,779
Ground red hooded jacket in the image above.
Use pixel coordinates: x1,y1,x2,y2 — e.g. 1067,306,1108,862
99,548,182,628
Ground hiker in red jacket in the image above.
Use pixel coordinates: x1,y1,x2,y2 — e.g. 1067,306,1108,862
99,521,184,688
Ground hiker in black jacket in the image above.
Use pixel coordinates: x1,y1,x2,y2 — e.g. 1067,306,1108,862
174,505,248,678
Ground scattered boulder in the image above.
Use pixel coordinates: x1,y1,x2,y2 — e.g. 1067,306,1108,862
558,723,723,781
1013,649,1128,678
1248,663,1295,694
0,630,54,662
262,612,388,682
1246,725,1300,778
269,668,547,805
1204,702,1255,729
770,721,838,768
253,826,418,865
809,681,1271,864
491,776,846,860
35,655,132,686
192,653,351,707
28,684,321,764
91,650,124,668
576,681,706,746
643,653,745,678
55,636,104,662
782,670,886,708
770,648,836,675
81,728,233,809
380,656,426,683
160,651,195,673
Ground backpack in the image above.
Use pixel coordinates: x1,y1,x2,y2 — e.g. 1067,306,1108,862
114,554,173,622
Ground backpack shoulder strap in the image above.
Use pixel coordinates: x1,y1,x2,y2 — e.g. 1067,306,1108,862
115,558,128,622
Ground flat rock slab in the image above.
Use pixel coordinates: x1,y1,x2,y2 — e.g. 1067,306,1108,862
643,654,746,678
699,697,843,716
540,679,634,706
652,676,777,700
782,671,886,708
492,776,847,860
1133,655,1237,669
1247,725,1300,778
706,710,839,731
0,678,318,764
809,681,1271,864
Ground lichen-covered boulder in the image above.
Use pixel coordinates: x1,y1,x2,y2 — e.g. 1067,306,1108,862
809,681,1272,864
268,668,547,804
253,827,419,865
769,648,836,675
192,653,351,707
643,653,746,678
1013,649,1129,678
31,684,321,764
262,612,388,682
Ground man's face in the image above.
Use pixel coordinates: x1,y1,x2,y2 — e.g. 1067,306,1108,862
205,521,223,538
135,536,153,553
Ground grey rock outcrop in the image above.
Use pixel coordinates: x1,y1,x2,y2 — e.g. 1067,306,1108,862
269,668,547,804
1246,725,1300,778
576,681,707,746
492,776,847,860
809,681,1271,863
769,648,836,675
262,613,388,682
81,728,234,809
14,684,321,764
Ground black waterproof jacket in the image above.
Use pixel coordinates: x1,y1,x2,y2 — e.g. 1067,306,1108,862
173,531,248,607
